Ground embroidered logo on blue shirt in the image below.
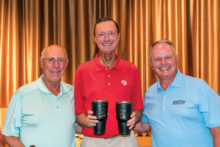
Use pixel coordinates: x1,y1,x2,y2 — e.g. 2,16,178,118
173,100,185,105
121,80,127,86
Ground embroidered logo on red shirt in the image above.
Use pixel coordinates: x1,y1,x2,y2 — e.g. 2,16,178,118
121,80,127,86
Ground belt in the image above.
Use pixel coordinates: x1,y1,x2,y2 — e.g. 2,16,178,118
104,135,119,139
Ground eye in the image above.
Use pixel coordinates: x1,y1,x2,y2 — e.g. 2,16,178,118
98,32,105,37
153,58,161,62
165,56,172,60
108,31,115,36
48,57,55,62
57,58,64,62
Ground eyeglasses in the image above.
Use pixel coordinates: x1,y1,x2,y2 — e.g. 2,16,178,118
43,57,67,65
96,31,117,38
152,55,174,63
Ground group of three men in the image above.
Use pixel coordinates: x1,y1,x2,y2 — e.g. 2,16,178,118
1,17,220,147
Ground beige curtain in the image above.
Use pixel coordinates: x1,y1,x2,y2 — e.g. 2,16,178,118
0,0,219,135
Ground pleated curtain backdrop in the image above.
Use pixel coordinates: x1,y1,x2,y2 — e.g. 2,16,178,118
0,0,219,130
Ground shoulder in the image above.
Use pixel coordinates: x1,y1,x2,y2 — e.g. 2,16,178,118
182,74,209,87
15,80,39,97
146,82,158,94
62,82,74,91
8,80,39,105
77,60,94,71
119,59,139,71
180,74,219,97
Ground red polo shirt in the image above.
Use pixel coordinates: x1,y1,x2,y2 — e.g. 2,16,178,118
75,53,143,138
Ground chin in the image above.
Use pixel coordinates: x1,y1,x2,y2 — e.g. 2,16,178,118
49,76,62,82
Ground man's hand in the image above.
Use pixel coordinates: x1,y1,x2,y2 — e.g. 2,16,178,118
3,136,25,147
87,110,99,127
76,110,99,128
127,110,142,130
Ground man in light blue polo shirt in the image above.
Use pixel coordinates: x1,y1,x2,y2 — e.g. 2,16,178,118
2,45,77,147
134,40,220,147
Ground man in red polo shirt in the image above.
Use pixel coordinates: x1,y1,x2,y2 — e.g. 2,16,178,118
75,17,143,147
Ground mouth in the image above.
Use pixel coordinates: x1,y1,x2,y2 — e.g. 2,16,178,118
102,42,113,46
159,67,169,71
50,70,60,74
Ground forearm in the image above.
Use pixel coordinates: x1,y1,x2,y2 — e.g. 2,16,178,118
210,126,220,147
134,121,151,133
3,135,24,147
213,136,220,147
134,110,142,123
76,113,90,127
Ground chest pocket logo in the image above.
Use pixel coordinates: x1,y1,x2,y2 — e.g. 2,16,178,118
121,80,127,86
172,100,186,105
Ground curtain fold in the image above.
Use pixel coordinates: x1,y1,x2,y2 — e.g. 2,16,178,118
0,0,219,130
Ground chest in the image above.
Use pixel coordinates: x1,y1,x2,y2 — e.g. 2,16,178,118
82,69,134,99
21,92,75,126
145,90,203,122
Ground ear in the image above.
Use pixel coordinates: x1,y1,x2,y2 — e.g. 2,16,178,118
40,59,43,68
149,59,153,70
65,59,69,67
94,36,98,44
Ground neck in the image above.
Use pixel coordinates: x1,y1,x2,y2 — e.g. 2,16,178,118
99,53,117,68
42,78,60,96
160,71,177,90
160,80,173,90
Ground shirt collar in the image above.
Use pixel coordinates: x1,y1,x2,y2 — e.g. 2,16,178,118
93,53,121,71
157,69,183,91
37,75,68,95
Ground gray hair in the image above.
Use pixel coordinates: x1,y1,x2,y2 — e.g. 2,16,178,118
149,40,177,60
40,45,68,59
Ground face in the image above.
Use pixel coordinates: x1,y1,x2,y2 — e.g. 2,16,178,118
94,21,120,54
150,43,177,82
40,45,69,84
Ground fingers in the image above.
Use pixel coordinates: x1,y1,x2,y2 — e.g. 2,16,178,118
127,112,136,130
87,110,99,127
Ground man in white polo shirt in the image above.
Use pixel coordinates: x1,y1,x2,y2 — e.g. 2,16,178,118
2,45,77,147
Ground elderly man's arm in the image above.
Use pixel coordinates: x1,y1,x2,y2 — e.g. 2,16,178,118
210,126,220,147
76,110,98,128
133,121,151,133
0,132,6,147
127,110,142,129
3,135,24,147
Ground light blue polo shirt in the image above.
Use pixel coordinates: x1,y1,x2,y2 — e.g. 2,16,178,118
142,69,220,147
2,75,76,147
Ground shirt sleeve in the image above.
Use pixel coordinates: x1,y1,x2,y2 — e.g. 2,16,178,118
131,68,143,111
199,81,220,128
2,91,22,137
74,68,87,114
141,98,149,123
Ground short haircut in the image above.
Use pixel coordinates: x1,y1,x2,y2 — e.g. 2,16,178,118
149,40,177,60
40,45,68,59
94,17,120,35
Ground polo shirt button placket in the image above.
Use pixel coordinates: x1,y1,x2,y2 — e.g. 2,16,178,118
56,99,60,109
162,94,166,110
105,67,111,86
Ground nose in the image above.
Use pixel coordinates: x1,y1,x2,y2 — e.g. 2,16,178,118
53,60,59,67
161,58,166,64
104,34,110,41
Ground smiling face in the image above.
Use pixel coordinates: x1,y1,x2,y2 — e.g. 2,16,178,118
150,42,177,83
40,45,69,84
94,20,120,54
